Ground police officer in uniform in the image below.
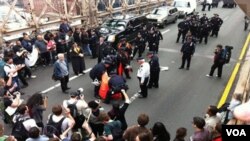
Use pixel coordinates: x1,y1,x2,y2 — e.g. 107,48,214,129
199,20,211,44
137,57,150,98
147,29,158,53
200,13,209,25
97,37,108,63
154,28,163,54
147,51,160,89
210,14,223,37
179,37,195,70
89,60,111,98
132,32,146,59
104,73,128,104
176,19,190,43
117,38,132,79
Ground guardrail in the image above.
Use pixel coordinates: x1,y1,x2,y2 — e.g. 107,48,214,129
0,0,173,46
227,33,250,125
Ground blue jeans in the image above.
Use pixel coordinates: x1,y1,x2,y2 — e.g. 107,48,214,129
82,44,92,56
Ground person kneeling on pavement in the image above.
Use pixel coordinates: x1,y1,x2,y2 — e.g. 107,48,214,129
104,73,128,104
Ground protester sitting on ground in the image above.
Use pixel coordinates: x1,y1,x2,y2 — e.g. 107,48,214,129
123,113,152,141
151,122,170,141
173,127,187,141
26,127,49,141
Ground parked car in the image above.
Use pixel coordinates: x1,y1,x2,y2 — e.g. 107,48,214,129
97,14,148,48
146,6,179,28
172,0,197,17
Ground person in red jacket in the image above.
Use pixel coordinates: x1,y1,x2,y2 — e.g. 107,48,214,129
212,123,222,141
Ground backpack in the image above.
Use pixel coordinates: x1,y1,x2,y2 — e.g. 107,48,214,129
67,101,79,119
221,47,232,64
44,115,65,138
11,117,30,141
107,120,124,141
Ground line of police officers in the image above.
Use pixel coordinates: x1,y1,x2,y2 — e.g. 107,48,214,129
176,13,223,44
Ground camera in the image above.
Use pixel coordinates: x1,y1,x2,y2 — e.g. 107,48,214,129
70,88,84,99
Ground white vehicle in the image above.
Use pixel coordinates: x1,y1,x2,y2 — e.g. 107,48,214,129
172,0,197,17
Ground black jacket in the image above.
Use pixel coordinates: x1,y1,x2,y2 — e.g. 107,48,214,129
149,55,160,72
181,42,195,55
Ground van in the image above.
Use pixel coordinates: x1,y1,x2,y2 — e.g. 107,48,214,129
172,0,197,17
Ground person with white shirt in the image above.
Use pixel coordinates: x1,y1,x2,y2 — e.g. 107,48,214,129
202,0,212,11
63,90,88,131
3,57,24,91
136,57,150,98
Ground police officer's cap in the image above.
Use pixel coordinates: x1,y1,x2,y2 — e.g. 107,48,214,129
214,13,219,16
136,57,144,61
104,59,112,65
147,51,154,55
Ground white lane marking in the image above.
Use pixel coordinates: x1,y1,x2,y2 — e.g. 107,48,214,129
223,16,229,21
162,29,170,34
129,93,140,103
41,68,92,93
160,66,169,71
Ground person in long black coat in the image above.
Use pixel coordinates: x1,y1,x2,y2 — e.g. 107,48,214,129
70,42,86,75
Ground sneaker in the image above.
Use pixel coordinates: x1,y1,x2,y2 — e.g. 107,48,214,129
206,74,212,77
30,75,36,78
215,75,221,79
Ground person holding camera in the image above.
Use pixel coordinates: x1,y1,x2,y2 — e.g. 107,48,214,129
206,44,225,78
63,88,88,131
104,73,128,104
26,92,48,130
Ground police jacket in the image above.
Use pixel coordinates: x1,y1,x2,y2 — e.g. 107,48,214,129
149,55,160,72
102,46,116,57
89,63,106,81
181,42,195,55
178,21,189,32
134,37,145,48
108,74,127,90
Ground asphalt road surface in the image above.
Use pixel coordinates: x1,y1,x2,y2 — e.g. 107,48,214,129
2,3,249,139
